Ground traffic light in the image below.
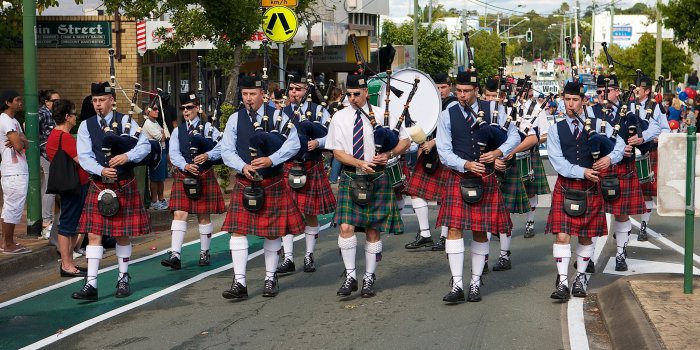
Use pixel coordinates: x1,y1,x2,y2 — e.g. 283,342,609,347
526,29,532,43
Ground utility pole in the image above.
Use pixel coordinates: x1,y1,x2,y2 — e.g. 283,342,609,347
496,13,500,36
590,1,595,62
610,3,615,46
413,0,419,68
428,0,432,23
655,0,662,78
575,1,580,68
23,0,42,236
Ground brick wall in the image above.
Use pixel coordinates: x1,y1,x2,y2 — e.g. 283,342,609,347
0,16,141,117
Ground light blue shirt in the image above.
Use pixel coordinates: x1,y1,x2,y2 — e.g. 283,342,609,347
283,101,330,148
168,116,222,172
636,97,669,136
221,104,300,173
77,112,151,176
547,108,625,179
436,99,520,173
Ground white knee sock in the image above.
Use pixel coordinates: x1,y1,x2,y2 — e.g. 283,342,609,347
85,245,104,288
115,243,132,280
305,226,319,256
499,233,511,259
471,241,489,285
440,226,448,238
170,220,187,258
576,244,595,275
641,200,654,223
445,238,465,289
527,196,538,222
229,236,249,286
282,234,294,261
486,232,492,241
199,223,213,252
364,240,383,279
264,238,282,280
338,235,357,279
553,244,572,284
615,220,631,255
412,197,431,237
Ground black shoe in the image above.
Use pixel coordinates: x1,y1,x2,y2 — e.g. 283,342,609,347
571,273,588,298
443,286,465,303
198,250,211,267
431,236,446,251
161,252,181,270
262,275,279,297
482,261,489,275
336,275,358,296
467,282,482,302
638,222,649,241
222,281,248,299
60,265,87,278
550,275,570,300
405,233,434,249
573,260,596,274
524,221,535,238
361,274,376,298
615,254,628,271
492,252,512,271
276,258,295,274
303,254,316,272
71,281,98,301
115,273,132,298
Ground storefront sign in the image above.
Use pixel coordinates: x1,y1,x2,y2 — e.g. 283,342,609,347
34,21,112,48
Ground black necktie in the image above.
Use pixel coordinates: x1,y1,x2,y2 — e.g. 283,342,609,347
572,119,580,140
100,117,106,129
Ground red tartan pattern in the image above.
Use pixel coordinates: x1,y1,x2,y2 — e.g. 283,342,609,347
600,163,647,215
393,157,411,199
169,169,226,214
404,153,447,200
641,148,658,197
545,176,607,238
77,179,151,237
436,170,513,234
221,175,305,239
283,161,337,215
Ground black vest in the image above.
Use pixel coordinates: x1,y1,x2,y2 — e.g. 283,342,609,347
448,101,491,162
235,106,282,178
85,113,131,177
557,119,594,169
177,120,214,166
283,102,324,161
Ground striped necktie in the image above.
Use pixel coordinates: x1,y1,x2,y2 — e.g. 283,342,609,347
572,119,580,140
352,111,364,160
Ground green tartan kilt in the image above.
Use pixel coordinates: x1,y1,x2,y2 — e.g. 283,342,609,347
333,170,404,234
525,148,551,196
499,158,531,214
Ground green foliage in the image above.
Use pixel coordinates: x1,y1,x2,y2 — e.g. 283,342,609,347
380,21,454,75
470,31,503,79
214,102,235,190
596,34,693,86
0,0,83,48
660,0,700,53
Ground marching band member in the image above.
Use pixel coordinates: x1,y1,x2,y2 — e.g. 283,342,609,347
220,75,303,299
72,82,151,301
326,74,410,298
436,71,520,303
522,91,552,238
404,72,456,251
161,92,225,270
546,82,624,300
277,73,336,274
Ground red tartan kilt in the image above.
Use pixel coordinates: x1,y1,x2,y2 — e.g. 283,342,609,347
436,170,512,233
392,157,411,198
222,175,305,239
77,179,151,237
169,169,226,215
283,161,337,215
405,153,446,200
641,148,658,196
600,163,647,215
545,176,607,238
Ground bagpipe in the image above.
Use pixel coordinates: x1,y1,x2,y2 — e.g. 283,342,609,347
188,55,224,171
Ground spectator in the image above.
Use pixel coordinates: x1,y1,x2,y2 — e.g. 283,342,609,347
326,87,344,184
668,94,682,122
687,70,698,89
46,99,89,276
142,105,168,210
0,90,31,255
38,89,60,236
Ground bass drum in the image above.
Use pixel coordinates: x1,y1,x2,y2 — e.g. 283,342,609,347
371,68,441,137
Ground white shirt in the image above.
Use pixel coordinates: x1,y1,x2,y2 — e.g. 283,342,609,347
142,118,165,148
326,102,409,161
0,113,28,176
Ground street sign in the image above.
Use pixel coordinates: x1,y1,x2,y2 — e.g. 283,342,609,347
261,0,298,7
262,6,298,43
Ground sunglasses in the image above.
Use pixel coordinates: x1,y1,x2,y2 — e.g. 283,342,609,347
179,105,197,111
49,99,59,102
289,86,306,92
345,92,362,97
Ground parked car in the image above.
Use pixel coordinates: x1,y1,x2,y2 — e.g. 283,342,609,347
513,56,524,65
553,57,565,65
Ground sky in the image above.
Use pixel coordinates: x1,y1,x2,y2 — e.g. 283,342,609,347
40,0,641,17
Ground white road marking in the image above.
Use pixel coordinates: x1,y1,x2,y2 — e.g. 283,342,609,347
625,234,661,250
602,258,700,276
629,218,700,264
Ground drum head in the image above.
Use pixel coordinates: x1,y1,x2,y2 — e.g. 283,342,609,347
376,68,441,136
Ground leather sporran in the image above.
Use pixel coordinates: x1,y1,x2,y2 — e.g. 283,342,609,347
422,148,440,174
242,185,265,212
459,177,484,204
350,176,373,206
287,165,307,190
600,175,620,201
563,189,587,217
97,189,120,217
183,177,202,200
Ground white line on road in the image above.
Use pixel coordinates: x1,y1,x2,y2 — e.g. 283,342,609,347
602,258,700,276
629,218,700,264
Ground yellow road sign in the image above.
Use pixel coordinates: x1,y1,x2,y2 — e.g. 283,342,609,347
262,6,298,43
261,0,298,7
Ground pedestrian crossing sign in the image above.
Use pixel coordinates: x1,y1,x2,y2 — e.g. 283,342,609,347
262,6,298,43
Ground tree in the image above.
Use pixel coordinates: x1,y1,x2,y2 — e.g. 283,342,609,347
469,30,503,79
661,0,700,53
618,3,651,15
0,0,83,48
103,0,262,104
380,20,454,76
